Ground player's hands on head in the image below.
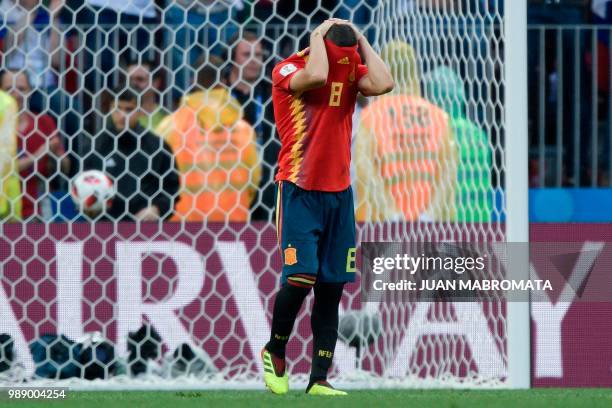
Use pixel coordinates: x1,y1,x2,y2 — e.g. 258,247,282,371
312,18,347,39
312,18,366,44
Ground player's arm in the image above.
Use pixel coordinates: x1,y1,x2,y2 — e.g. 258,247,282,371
288,19,339,92
351,26,394,96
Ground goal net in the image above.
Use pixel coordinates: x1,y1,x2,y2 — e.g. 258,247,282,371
0,0,519,389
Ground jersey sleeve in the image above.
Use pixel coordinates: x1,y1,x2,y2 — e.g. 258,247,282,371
272,59,305,92
356,64,368,83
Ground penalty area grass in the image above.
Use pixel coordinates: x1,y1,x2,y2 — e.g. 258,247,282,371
4,388,612,408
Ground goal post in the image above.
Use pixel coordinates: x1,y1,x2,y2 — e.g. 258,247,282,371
504,0,531,390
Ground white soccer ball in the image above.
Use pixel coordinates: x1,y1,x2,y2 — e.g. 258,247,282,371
71,170,115,213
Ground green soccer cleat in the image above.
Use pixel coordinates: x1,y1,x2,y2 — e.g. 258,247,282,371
306,381,348,396
261,348,289,395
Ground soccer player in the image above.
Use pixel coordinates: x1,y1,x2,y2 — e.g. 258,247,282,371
262,19,393,395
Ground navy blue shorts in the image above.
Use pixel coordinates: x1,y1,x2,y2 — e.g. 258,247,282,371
275,181,357,284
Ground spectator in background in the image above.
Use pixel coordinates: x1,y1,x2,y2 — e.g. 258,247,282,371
224,30,278,221
125,58,167,131
1,0,83,220
0,90,21,221
163,0,242,94
156,62,261,222
59,0,159,134
0,70,70,221
224,31,266,133
82,89,179,221
74,0,159,63
354,41,457,222
0,0,78,136
0,0,62,97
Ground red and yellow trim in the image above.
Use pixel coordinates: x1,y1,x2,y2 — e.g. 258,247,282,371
275,181,283,247
287,94,307,183
287,274,316,288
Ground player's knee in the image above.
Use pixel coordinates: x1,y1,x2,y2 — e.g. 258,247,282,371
287,274,317,289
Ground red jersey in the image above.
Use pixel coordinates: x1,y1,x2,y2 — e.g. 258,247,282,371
17,113,59,218
272,43,368,191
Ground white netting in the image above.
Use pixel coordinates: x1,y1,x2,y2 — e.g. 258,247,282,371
0,0,510,389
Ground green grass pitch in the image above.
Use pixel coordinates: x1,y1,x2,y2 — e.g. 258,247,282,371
4,389,612,408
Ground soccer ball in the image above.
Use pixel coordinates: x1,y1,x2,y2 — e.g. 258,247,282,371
71,170,115,213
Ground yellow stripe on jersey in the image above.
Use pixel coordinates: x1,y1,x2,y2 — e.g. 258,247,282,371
288,93,307,183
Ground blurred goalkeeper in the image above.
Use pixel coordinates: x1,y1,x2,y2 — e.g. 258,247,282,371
263,19,393,396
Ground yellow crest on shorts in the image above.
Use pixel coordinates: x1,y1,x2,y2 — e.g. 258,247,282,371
284,247,297,266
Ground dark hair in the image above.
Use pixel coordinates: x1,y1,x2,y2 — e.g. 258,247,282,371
324,24,357,47
114,88,138,104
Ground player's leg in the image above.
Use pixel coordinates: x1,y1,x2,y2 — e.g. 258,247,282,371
306,187,356,396
306,282,346,395
264,278,313,358
263,181,321,394
262,281,311,394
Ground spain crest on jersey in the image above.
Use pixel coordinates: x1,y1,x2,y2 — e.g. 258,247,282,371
284,247,297,266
